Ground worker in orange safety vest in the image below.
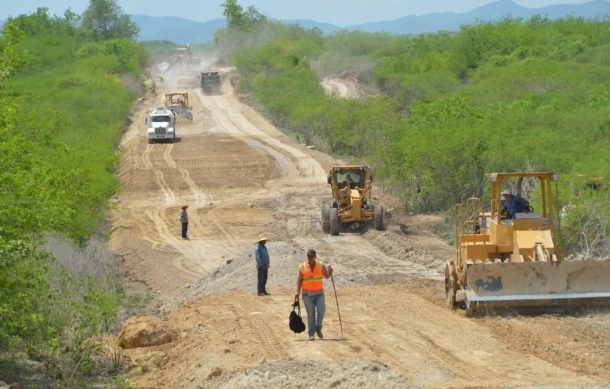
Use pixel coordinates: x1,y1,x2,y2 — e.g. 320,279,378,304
295,248,333,341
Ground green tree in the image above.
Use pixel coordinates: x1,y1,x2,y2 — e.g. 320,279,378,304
221,0,267,31
222,0,243,29
0,23,25,84
81,0,139,40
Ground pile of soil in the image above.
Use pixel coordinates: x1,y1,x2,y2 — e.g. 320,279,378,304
209,358,412,388
186,241,354,298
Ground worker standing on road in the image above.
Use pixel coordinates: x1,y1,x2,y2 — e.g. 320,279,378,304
180,205,189,240
255,237,270,296
295,249,333,341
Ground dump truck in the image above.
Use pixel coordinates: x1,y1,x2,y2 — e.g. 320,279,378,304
201,71,221,95
321,165,384,235
172,44,192,64
445,172,610,315
164,93,193,120
146,108,176,143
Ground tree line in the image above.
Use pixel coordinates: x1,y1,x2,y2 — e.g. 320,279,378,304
0,1,146,385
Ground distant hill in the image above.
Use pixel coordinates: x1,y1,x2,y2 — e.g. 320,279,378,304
130,14,225,44
349,0,610,34
131,0,610,43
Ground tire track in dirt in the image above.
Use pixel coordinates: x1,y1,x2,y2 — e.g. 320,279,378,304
235,302,290,360
142,143,176,205
203,95,299,180
201,92,325,181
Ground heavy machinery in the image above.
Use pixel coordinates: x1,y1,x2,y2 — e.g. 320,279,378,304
164,93,193,120
200,71,221,95
445,172,610,315
321,165,384,235
146,108,176,143
172,44,192,64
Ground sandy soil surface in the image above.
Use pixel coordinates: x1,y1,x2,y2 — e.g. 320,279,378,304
110,62,610,388
321,72,364,99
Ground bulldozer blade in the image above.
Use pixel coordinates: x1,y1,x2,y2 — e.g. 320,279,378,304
465,259,610,311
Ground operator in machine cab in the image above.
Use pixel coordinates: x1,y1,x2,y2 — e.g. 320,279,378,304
501,189,531,219
342,172,363,189
342,173,354,189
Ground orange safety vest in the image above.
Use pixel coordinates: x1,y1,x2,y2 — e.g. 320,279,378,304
300,260,324,292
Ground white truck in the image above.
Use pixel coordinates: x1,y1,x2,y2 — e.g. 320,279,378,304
146,108,176,143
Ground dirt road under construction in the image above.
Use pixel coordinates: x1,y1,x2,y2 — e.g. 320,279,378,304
109,65,610,388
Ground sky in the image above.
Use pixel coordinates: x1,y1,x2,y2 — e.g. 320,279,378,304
0,0,596,26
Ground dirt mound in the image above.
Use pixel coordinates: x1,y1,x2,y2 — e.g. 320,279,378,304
209,358,411,388
321,72,364,99
119,316,177,349
186,241,354,299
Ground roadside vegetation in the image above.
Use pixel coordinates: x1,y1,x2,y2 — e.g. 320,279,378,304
0,1,145,386
217,2,610,257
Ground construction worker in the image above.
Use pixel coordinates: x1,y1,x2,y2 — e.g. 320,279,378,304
343,174,354,189
295,249,333,341
179,205,189,240
255,237,270,296
501,189,530,219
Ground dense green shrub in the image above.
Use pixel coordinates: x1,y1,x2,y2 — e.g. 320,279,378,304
0,7,145,385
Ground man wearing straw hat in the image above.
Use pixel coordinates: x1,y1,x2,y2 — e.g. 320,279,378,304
255,237,270,296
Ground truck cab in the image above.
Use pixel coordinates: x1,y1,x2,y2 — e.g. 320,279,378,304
146,108,176,143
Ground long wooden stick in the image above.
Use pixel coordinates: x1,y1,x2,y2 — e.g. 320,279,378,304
330,273,344,340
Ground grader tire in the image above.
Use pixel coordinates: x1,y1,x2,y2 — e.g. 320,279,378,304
321,205,330,233
330,208,340,236
444,262,457,310
373,204,385,231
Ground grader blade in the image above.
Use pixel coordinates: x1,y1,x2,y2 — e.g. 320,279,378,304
465,259,610,312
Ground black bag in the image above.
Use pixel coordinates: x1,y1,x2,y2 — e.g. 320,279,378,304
289,297,306,334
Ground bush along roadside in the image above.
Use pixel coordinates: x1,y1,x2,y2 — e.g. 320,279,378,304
0,6,147,386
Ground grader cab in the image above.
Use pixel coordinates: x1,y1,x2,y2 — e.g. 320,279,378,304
445,172,610,315
321,165,384,235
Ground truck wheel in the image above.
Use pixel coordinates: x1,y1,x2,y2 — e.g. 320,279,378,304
321,204,330,233
373,204,385,231
148,139,153,144
444,262,457,309
329,208,340,236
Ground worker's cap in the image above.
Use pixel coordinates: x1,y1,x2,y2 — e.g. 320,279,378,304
181,205,189,209
500,189,512,200
306,249,317,258
258,237,268,243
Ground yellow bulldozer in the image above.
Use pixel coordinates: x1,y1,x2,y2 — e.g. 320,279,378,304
445,172,610,315
322,165,384,235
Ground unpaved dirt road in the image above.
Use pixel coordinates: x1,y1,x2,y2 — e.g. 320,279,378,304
110,65,610,388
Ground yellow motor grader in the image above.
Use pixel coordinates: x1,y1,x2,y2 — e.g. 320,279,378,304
445,172,610,315
164,93,193,121
322,165,384,235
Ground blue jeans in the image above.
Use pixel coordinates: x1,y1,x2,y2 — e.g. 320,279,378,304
302,293,325,337
257,267,268,294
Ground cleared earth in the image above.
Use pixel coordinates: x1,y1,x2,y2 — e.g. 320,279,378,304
109,62,610,388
